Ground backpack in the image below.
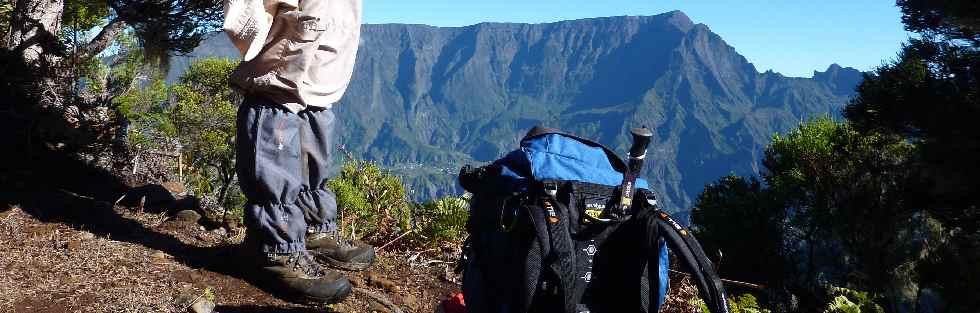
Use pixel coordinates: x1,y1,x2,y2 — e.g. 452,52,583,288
458,126,729,313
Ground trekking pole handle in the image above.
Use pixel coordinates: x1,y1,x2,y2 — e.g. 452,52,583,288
628,127,653,166
615,127,653,217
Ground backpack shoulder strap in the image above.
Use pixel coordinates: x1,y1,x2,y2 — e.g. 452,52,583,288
634,189,730,313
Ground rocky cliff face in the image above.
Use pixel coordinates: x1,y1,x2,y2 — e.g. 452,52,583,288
170,11,862,212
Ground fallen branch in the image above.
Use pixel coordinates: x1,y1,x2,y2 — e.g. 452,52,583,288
57,188,96,201
354,287,404,313
377,230,413,252
668,269,765,290
146,151,180,158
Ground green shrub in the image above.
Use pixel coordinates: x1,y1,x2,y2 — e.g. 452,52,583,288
115,78,172,150
823,286,884,313
114,56,245,218
729,294,770,313
329,159,470,250
690,293,771,313
170,57,243,214
329,160,411,244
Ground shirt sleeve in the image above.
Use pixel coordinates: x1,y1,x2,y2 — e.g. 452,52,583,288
223,0,280,61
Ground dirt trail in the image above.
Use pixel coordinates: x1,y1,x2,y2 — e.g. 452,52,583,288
0,152,702,313
0,199,459,313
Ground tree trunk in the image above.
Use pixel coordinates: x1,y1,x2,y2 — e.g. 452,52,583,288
6,0,64,65
4,0,67,111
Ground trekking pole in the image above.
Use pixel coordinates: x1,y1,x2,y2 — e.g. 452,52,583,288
615,126,653,217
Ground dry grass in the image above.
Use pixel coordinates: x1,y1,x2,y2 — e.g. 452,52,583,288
0,203,462,313
0,206,186,312
660,273,707,313
0,200,707,313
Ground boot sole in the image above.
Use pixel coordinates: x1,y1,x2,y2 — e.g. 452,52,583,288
292,282,353,305
255,280,353,305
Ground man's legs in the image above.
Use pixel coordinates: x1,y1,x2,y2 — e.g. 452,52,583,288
295,105,338,235
296,106,376,271
236,96,351,303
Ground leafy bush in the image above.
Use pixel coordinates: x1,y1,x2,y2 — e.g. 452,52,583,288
115,77,172,150
692,117,923,309
823,286,884,313
689,293,772,313
329,159,411,244
114,56,245,217
329,159,470,249
169,57,243,213
729,294,770,313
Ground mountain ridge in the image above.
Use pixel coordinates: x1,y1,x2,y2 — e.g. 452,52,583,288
169,11,863,212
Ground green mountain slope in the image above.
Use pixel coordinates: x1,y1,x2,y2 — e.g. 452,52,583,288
169,11,862,212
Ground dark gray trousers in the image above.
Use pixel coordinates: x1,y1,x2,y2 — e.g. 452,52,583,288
236,96,338,254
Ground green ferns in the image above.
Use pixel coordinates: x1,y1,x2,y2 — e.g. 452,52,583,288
694,289,883,313
412,196,469,248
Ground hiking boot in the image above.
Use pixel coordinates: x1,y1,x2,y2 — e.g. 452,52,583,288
307,230,376,271
251,250,352,304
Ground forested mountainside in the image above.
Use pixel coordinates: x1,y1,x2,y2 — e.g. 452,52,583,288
170,11,862,211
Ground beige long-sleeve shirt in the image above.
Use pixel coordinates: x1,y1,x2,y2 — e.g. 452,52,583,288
223,0,362,112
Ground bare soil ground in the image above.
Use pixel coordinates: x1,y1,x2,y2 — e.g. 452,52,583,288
0,199,705,313
0,152,703,313
0,201,459,313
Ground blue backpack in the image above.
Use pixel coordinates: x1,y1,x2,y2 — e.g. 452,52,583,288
458,126,729,313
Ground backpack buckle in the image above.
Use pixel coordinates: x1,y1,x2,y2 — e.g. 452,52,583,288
543,180,558,197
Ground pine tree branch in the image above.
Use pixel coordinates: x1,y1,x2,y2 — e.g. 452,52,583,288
75,17,127,61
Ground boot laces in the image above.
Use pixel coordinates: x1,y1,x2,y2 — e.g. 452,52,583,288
286,251,325,278
325,230,355,248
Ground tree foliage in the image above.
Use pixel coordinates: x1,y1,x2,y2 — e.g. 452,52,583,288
170,57,242,210
691,175,785,287
844,2,980,310
0,0,13,40
114,76,171,150
897,0,980,45
695,1,980,311
692,118,925,310
843,40,979,230
62,0,110,34
110,0,222,65
112,56,244,214
766,118,924,290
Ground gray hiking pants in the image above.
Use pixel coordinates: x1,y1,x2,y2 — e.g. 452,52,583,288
236,96,338,254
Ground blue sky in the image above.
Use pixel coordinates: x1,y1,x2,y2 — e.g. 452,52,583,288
364,1,913,78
